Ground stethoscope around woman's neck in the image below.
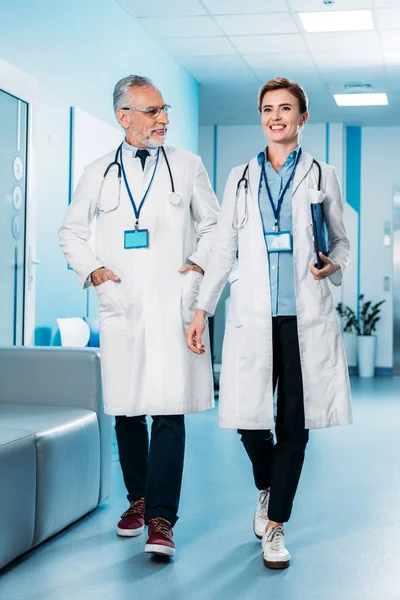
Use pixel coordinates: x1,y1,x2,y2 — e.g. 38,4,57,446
232,150,322,230
97,142,180,213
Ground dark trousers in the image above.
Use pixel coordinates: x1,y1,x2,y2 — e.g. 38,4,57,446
115,414,185,526
238,316,309,523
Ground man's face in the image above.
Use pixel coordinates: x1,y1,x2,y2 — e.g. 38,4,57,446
117,86,169,148
260,88,308,144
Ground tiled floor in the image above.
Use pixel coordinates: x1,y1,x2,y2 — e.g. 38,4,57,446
1,377,399,600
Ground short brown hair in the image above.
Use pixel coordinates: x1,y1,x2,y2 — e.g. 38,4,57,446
258,77,308,114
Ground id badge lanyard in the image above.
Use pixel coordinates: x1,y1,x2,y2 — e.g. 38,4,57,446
261,148,302,234
120,146,160,249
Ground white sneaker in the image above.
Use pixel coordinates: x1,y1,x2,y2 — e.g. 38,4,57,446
253,490,270,539
262,526,291,569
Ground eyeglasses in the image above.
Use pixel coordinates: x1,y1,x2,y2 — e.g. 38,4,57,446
120,104,172,118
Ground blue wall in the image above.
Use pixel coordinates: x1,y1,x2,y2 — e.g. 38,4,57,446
0,0,199,343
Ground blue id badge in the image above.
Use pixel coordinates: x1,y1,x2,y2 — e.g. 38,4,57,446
265,231,292,253
124,229,149,249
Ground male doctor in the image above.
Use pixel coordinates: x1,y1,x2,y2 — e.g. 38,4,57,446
59,75,219,558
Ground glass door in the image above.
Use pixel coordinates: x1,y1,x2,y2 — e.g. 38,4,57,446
0,89,28,345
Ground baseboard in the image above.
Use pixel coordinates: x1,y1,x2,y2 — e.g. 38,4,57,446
349,366,393,377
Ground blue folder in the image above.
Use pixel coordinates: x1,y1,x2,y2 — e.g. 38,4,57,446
310,202,328,270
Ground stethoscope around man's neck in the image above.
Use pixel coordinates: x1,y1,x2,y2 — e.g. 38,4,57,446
97,142,180,213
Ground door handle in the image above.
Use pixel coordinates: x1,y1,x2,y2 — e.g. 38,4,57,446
27,246,40,291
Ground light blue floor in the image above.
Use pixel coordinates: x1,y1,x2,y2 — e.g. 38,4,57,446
1,377,400,600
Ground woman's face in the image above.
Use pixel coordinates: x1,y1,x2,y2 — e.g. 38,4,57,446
260,88,308,145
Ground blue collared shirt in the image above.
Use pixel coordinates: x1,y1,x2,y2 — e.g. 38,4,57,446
258,146,300,316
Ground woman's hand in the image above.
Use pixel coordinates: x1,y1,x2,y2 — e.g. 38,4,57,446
309,253,340,281
186,309,207,355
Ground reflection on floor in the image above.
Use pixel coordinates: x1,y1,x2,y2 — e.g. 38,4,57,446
1,377,399,600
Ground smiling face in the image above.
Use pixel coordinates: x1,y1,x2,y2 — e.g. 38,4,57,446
116,85,169,148
260,88,309,147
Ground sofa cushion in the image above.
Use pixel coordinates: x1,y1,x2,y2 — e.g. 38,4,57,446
0,429,36,569
0,405,101,546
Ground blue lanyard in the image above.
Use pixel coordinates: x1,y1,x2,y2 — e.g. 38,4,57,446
261,148,302,232
119,145,160,229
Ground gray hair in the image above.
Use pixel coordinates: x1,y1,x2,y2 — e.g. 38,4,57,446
113,75,155,114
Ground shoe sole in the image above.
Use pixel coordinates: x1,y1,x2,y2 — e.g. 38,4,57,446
263,558,290,570
116,525,145,537
145,543,175,557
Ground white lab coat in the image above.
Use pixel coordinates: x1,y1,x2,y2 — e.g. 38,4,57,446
197,151,352,430
59,145,220,416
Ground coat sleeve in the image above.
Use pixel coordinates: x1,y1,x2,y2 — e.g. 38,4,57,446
196,168,240,316
324,167,350,287
188,158,220,270
58,166,104,289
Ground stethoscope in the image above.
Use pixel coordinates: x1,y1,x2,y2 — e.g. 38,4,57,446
232,155,322,230
98,143,180,212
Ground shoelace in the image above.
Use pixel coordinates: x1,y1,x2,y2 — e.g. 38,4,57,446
259,491,269,519
267,526,285,552
150,517,171,537
121,497,145,519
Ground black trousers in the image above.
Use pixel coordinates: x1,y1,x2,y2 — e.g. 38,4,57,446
115,414,185,527
238,316,309,523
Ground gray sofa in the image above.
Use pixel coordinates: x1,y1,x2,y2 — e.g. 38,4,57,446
0,347,112,570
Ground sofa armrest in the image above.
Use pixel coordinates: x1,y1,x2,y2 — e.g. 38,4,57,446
0,346,111,503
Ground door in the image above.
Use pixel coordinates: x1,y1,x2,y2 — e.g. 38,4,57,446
0,58,38,345
394,190,400,375
0,90,28,344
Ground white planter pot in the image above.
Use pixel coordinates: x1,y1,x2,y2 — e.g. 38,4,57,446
357,335,377,378
342,332,357,367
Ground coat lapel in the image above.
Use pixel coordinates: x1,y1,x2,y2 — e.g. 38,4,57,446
248,156,261,204
292,151,314,196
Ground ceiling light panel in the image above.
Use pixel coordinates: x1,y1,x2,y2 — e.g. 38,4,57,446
298,10,374,32
116,0,206,17
214,13,298,36
333,93,388,106
138,16,222,38
231,33,307,54
202,0,289,14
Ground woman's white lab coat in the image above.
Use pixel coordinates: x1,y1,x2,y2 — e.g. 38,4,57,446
59,145,219,416
197,151,352,430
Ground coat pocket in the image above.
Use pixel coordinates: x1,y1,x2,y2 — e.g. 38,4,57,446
181,270,204,327
228,279,242,328
95,280,125,329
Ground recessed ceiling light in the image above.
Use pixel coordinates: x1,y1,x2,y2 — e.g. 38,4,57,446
333,93,388,107
298,10,374,33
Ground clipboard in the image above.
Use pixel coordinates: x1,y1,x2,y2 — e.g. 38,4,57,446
310,159,328,270
310,202,328,269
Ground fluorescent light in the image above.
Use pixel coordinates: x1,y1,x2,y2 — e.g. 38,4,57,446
299,10,374,33
334,93,388,107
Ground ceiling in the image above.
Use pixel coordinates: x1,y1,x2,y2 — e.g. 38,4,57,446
116,0,400,126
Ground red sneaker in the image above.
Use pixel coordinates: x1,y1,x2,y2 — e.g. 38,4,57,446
145,517,175,557
116,498,145,537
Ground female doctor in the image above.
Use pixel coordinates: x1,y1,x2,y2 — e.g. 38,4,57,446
187,77,352,570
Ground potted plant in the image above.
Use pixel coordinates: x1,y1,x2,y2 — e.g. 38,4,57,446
356,294,385,377
335,302,358,367
336,295,386,377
